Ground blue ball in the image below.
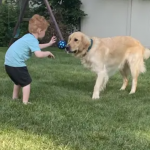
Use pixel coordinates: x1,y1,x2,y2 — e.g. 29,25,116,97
57,40,67,49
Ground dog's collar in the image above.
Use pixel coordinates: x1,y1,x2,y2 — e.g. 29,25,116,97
87,39,93,52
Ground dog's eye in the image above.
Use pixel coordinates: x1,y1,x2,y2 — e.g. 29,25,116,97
74,38,78,42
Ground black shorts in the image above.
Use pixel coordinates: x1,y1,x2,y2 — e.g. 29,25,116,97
5,65,32,87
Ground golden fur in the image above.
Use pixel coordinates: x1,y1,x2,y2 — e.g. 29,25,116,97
67,32,150,99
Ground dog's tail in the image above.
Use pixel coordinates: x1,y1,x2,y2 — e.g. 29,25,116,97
144,48,150,60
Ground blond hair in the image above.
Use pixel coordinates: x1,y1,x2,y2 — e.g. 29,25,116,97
28,14,49,33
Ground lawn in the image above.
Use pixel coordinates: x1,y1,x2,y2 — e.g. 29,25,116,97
1,47,150,150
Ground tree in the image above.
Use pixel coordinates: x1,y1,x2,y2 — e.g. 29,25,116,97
0,3,19,46
0,0,86,46
30,0,86,42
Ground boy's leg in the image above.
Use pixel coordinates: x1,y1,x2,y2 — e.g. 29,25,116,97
22,84,31,104
13,84,21,99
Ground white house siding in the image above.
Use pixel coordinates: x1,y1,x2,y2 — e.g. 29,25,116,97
131,0,150,47
81,0,150,47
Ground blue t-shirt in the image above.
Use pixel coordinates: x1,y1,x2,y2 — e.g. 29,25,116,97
4,33,41,67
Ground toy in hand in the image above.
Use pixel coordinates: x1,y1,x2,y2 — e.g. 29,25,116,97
57,40,67,49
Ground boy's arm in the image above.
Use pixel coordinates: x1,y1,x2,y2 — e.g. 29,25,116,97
39,36,57,49
34,51,55,58
39,43,52,49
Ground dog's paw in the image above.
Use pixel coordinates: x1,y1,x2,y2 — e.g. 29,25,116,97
92,92,100,100
129,91,135,94
120,87,125,90
120,85,127,90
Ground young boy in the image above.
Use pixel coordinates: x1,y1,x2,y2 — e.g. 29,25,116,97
4,14,57,104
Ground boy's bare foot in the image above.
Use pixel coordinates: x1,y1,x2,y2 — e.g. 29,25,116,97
12,98,20,100
23,102,32,105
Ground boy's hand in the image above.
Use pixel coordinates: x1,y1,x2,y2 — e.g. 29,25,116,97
48,51,55,58
49,36,57,46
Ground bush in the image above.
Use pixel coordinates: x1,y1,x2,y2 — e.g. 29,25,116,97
0,3,19,46
0,0,86,46
29,0,86,43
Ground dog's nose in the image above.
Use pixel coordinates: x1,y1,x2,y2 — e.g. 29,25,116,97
66,44,69,48
65,44,70,51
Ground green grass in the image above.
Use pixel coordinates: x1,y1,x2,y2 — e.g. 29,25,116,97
1,47,150,150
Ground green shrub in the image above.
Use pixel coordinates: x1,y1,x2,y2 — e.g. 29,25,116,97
0,3,18,46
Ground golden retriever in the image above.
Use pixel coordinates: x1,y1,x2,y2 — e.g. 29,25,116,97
66,32,150,99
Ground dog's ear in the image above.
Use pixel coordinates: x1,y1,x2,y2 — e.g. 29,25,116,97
81,35,90,50
68,33,73,44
